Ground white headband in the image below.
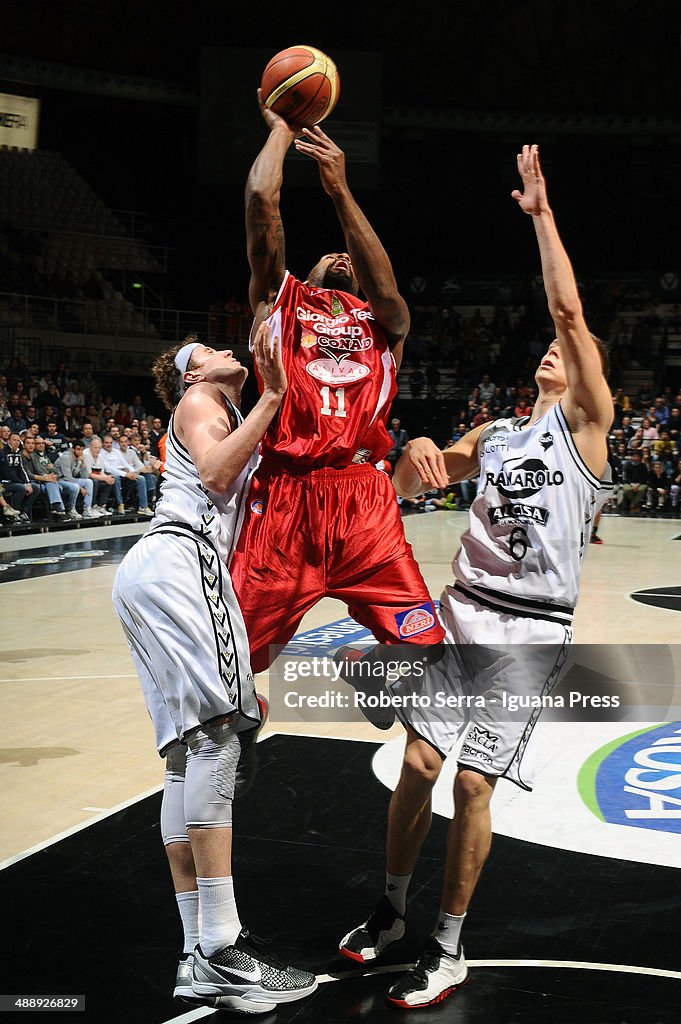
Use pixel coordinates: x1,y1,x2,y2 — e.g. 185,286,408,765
174,341,201,396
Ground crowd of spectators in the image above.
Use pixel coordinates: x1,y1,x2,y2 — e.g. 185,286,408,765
0,356,165,525
1,343,679,533
391,376,681,525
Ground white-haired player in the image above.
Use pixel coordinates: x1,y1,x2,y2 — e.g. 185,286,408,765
113,326,317,1012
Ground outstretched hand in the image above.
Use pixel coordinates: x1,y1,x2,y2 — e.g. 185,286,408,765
511,143,550,216
405,437,449,490
253,321,287,395
293,125,348,196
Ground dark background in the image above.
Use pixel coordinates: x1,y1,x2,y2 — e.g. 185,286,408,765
1,0,680,311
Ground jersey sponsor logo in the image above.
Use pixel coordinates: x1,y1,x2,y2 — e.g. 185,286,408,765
539,432,554,450
395,602,437,638
250,499,265,515
487,503,550,527
306,357,370,385
578,723,681,835
296,306,375,355
468,726,499,751
485,457,564,499
352,448,372,464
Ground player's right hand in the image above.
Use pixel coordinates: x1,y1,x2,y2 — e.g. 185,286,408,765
257,88,297,137
405,437,449,490
253,321,287,396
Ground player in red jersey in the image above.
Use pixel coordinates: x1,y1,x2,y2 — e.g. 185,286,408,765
230,93,444,675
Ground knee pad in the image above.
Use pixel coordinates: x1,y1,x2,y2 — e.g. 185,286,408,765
184,720,240,829
161,742,189,846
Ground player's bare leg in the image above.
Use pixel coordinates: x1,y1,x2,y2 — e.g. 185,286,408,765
441,768,497,915
339,729,442,964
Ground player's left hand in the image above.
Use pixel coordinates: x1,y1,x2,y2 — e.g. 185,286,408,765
405,437,449,489
293,126,347,196
253,321,287,396
511,143,550,216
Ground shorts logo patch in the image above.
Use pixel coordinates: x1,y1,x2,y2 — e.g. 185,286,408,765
395,603,436,638
250,499,265,515
468,726,500,752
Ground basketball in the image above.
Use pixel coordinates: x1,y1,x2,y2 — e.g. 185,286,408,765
261,45,340,128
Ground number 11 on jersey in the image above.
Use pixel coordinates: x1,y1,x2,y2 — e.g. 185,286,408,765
320,385,347,418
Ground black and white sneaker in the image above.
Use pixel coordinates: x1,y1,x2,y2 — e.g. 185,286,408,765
192,929,317,1013
334,645,396,730
387,937,468,1008
235,694,268,799
339,895,406,964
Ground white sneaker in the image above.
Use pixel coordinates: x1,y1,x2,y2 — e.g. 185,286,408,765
387,937,468,1008
83,507,100,518
138,506,154,516
66,508,83,520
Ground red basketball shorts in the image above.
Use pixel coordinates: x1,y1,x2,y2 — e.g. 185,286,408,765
231,462,444,673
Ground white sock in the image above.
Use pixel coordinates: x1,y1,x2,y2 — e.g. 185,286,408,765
197,876,241,956
175,889,200,955
433,910,466,954
385,871,411,916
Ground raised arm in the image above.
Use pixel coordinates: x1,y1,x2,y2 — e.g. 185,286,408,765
294,126,410,362
512,144,611,433
176,324,286,494
245,93,296,319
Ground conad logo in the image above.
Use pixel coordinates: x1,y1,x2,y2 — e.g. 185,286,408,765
578,723,681,834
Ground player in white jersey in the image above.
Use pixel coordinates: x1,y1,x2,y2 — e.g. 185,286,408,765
339,145,614,1009
112,326,317,1012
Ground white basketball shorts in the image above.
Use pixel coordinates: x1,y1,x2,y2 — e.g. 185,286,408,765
391,583,572,790
112,527,260,754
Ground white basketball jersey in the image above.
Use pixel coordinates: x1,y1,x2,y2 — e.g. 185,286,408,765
151,398,257,565
453,402,613,619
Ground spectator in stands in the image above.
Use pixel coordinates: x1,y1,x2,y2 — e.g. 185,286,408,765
63,379,85,407
472,403,491,428
24,405,38,430
86,404,102,433
652,396,670,429
0,424,10,448
0,433,38,521
148,417,164,458
99,434,153,515
56,442,101,518
632,417,658,450
646,461,671,516
620,449,648,515
671,458,681,518
128,394,146,422
80,422,97,447
22,435,79,521
668,407,681,447
53,362,70,393
387,419,410,469
44,421,70,456
4,407,27,433
621,414,636,444
118,434,156,511
82,436,115,513
58,406,77,438
478,373,495,404
35,382,61,411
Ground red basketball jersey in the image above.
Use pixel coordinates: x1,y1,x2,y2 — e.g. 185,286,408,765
252,272,398,468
